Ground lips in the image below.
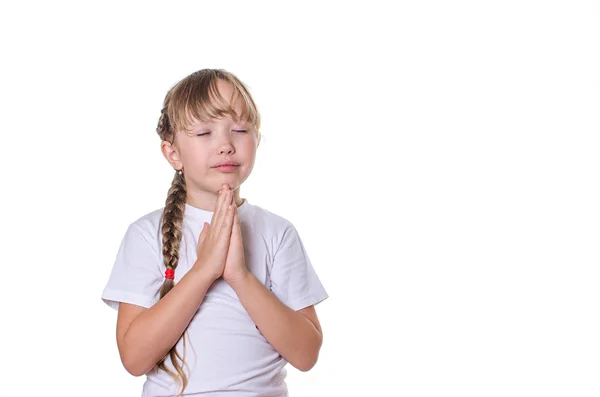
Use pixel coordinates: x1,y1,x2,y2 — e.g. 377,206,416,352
214,164,239,173
213,161,239,167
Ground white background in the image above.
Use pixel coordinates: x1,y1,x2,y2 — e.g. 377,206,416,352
1,1,599,396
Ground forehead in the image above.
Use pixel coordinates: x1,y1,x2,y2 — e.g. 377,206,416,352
215,78,235,98
215,80,247,116
215,79,243,106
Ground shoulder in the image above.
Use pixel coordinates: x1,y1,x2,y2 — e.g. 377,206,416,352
246,202,303,253
125,207,165,249
129,207,164,232
246,202,295,234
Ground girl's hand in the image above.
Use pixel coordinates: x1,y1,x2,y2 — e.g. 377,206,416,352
192,185,235,281
222,194,249,287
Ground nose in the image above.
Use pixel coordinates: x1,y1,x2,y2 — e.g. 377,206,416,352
218,142,234,154
216,130,235,154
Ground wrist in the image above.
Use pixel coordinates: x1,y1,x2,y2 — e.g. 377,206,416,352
191,263,220,283
227,270,252,290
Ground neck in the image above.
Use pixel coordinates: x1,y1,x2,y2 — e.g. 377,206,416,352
185,186,243,212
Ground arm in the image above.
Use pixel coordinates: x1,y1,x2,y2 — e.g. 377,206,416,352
229,272,323,372
117,266,216,376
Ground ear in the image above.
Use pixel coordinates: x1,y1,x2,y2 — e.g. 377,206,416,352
161,140,183,170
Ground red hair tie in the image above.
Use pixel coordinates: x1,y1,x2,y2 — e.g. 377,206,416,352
165,268,175,280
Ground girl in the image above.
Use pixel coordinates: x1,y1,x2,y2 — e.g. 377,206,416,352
101,69,329,397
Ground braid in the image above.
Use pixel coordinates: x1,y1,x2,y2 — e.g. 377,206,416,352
159,169,186,296
156,169,189,396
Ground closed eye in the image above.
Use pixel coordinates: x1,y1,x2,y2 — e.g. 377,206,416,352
196,130,247,137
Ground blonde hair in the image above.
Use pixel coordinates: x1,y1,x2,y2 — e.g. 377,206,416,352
154,69,261,396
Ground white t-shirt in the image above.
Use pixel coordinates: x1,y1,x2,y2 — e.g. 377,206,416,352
101,198,329,397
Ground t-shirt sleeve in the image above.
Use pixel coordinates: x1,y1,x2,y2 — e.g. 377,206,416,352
269,222,329,311
101,223,163,311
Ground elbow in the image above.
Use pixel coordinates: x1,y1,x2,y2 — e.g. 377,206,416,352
292,348,321,372
297,362,315,373
294,329,323,372
122,356,151,377
121,354,143,377
294,354,318,372
119,348,153,377
124,364,145,377
118,334,154,377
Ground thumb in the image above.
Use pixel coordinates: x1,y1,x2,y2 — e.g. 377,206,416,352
199,222,209,241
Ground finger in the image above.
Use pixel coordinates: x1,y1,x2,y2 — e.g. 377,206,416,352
217,204,234,245
216,188,228,219
211,187,229,227
216,190,232,230
220,202,234,232
232,211,239,235
229,204,238,233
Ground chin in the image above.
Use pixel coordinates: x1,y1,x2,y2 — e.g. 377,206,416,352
215,179,238,190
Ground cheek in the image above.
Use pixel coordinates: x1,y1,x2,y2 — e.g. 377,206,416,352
241,137,258,155
182,147,210,169
241,146,257,166
240,142,257,172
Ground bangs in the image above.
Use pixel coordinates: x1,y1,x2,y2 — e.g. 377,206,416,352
166,72,260,134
